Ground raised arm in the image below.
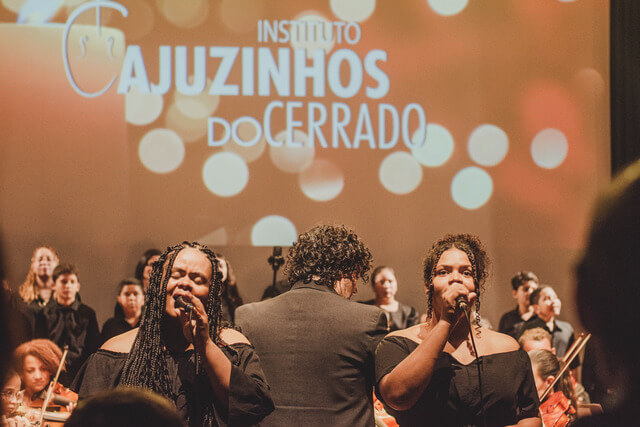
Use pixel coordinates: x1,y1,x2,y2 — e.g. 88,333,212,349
378,319,451,411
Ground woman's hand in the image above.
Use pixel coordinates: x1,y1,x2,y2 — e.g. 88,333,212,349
439,283,476,325
177,293,211,350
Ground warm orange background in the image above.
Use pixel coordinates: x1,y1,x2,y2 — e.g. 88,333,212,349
0,0,609,330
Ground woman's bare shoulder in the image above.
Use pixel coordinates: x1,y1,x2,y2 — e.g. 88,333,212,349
101,328,138,353
481,328,520,352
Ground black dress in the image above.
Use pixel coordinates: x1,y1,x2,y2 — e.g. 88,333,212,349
71,342,274,426
375,336,539,427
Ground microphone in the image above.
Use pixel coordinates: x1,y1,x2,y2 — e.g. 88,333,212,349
175,295,194,312
455,296,467,312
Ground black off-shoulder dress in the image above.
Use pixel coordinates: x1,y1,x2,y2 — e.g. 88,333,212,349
72,343,274,426
375,335,539,427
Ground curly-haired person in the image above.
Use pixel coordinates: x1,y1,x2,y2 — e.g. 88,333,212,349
375,234,540,427
72,242,274,426
236,224,388,426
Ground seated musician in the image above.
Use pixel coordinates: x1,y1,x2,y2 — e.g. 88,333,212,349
1,370,28,424
13,339,74,408
72,242,274,426
528,349,577,426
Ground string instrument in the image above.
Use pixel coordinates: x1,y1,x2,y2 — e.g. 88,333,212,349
15,346,77,426
538,333,591,427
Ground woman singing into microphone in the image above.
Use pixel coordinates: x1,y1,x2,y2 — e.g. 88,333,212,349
375,234,540,426
72,242,274,426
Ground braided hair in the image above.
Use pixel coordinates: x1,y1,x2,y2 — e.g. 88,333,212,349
119,241,223,421
423,234,490,323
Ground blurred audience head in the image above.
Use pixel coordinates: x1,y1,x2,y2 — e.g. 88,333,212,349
577,158,640,385
65,388,183,427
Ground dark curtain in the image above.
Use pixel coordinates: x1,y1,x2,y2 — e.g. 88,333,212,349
610,0,640,174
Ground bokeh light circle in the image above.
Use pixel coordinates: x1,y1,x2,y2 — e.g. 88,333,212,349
159,0,208,29
138,128,185,174
202,152,249,197
269,130,315,173
427,0,468,16
165,103,207,143
125,87,163,126
174,78,220,119
467,124,509,167
299,159,344,201
531,128,568,169
223,120,267,163
411,123,454,167
451,167,493,210
251,215,298,247
330,0,375,22
220,0,264,33
379,151,423,195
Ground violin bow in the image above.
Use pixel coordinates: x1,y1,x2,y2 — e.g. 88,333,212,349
539,333,591,402
37,345,69,426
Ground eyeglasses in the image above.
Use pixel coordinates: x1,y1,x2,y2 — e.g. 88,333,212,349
0,390,24,403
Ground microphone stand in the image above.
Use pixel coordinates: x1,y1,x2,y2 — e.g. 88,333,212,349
267,247,284,289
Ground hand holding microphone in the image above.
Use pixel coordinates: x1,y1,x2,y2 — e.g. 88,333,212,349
175,295,194,312
455,296,468,312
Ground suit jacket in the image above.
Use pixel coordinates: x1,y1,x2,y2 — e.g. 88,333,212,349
235,281,388,427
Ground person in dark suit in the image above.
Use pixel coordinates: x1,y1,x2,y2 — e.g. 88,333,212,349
235,224,388,426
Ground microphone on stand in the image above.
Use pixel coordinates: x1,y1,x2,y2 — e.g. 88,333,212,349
175,295,194,312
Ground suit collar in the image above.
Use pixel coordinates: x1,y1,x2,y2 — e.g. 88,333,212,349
291,281,338,295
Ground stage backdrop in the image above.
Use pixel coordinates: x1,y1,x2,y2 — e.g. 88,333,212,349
0,0,609,330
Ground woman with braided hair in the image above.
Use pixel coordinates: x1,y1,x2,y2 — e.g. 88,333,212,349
375,234,540,426
72,242,274,426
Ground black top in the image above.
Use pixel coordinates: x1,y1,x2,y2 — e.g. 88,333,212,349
71,343,274,426
100,316,139,345
375,335,539,427
361,299,420,332
36,299,100,385
497,307,522,338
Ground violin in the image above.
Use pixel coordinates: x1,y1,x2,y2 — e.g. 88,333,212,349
15,346,77,426
539,390,576,427
538,333,591,427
